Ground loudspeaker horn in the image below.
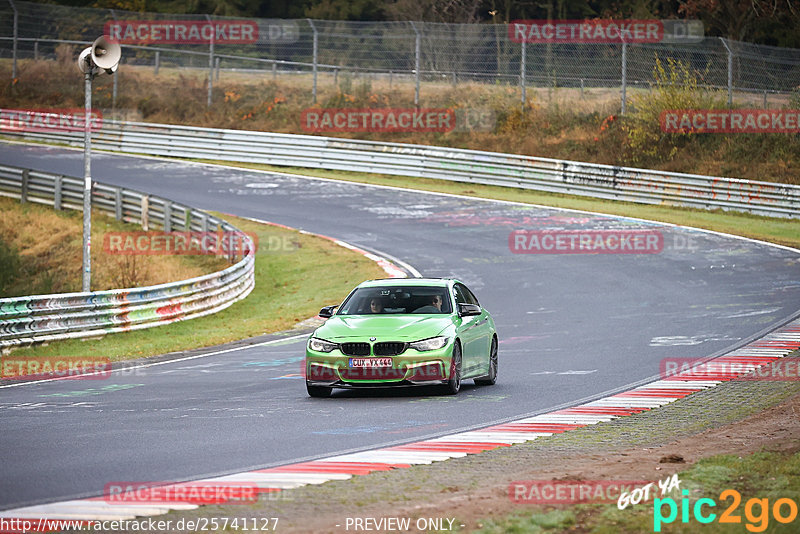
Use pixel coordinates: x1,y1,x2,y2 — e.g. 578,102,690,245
90,36,121,71
77,47,92,74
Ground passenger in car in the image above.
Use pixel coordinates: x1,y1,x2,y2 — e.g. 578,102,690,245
369,298,384,314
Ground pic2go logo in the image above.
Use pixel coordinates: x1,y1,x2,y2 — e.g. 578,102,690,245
654,489,799,532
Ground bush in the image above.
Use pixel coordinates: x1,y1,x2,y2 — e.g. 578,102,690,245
622,57,726,164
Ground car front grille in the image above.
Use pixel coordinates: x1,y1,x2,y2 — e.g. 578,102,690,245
340,342,371,356
340,368,405,380
373,342,407,356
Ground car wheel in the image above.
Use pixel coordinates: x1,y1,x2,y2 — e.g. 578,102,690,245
306,382,332,398
474,336,498,386
441,342,462,395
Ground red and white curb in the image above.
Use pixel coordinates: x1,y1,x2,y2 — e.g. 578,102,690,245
3,319,798,527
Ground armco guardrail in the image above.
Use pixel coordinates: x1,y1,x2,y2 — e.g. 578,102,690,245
3,119,799,218
0,164,255,349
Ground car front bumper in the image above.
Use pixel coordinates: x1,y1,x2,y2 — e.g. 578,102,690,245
305,345,453,388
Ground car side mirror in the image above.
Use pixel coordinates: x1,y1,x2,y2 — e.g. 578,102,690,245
318,305,338,318
458,303,481,317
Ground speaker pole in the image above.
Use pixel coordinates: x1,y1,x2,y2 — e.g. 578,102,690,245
82,59,93,292
78,36,121,293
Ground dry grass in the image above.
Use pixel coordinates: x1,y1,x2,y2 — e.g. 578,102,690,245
1,47,799,185
0,196,226,297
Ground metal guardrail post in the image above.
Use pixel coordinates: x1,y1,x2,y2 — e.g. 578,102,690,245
54,175,62,210
410,21,420,108
20,168,28,203
141,195,149,231
164,201,172,232
154,50,160,75
720,37,733,108
307,19,319,103
8,0,17,79
114,188,122,220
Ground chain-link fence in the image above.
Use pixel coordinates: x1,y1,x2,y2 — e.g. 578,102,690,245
1,0,800,112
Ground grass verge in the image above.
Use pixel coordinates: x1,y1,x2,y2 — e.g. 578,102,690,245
4,212,386,361
474,450,800,533
197,161,800,250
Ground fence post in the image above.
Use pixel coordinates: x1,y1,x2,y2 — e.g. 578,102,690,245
54,175,62,210
141,195,149,231
164,201,172,232
215,56,220,81
34,40,38,61
8,0,18,79
20,168,28,203
154,50,159,75
307,19,318,103
272,61,277,80
720,37,733,108
410,21,420,108
520,39,526,107
114,188,122,220
206,14,214,108
621,42,627,115
580,78,584,99
112,71,118,116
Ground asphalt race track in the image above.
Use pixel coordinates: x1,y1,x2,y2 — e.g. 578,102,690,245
1,142,799,510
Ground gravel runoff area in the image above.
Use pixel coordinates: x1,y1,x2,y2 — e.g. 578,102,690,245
112,353,800,533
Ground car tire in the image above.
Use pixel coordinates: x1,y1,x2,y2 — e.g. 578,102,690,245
306,382,332,398
440,342,462,395
474,336,498,386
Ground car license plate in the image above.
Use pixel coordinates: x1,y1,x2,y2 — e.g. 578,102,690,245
349,358,393,368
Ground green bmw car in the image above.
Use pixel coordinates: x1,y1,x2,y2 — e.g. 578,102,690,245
305,278,498,397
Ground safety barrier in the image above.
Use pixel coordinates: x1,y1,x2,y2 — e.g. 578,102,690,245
0,164,255,348
3,119,799,218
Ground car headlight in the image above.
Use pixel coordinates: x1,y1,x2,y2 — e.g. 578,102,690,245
308,337,338,353
408,336,449,352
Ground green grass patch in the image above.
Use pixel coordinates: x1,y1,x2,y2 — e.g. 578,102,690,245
197,161,800,251
5,213,385,361
470,450,800,533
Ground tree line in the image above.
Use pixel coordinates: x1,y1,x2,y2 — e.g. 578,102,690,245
31,0,800,47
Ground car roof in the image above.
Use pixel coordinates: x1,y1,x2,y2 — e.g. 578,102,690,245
357,277,458,288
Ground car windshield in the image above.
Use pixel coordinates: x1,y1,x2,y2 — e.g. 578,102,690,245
337,286,452,315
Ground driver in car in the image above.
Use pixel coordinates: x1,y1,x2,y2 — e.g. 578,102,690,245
413,294,443,313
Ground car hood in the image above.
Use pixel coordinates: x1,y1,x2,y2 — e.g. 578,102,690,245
314,315,453,342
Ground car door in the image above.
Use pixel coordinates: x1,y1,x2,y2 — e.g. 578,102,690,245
454,283,486,375
460,284,492,372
